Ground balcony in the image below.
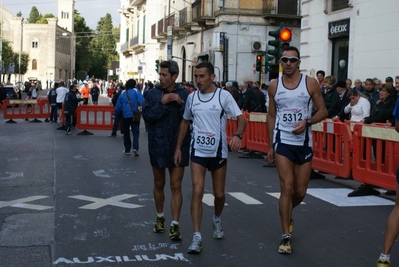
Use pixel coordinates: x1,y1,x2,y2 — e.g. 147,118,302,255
192,0,215,27
262,0,301,25
179,7,200,32
129,0,145,7
130,36,145,54
151,22,166,42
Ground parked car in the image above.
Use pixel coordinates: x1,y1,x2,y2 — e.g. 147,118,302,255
0,85,21,106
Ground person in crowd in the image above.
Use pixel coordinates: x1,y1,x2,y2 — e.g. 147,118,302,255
316,70,325,92
374,78,382,90
64,85,84,134
344,90,371,122
253,82,267,113
90,82,100,105
226,81,240,105
113,79,144,155
107,83,116,105
47,82,58,123
174,61,246,254
143,81,154,99
385,77,394,91
330,81,351,122
354,79,365,92
266,46,327,254
345,79,352,90
240,80,263,112
56,81,69,126
32,84,38,99
395,76,399,98
322,75,338,112
142,60,190,242
364,83,395,125
109,86,124,137
80,81,91,105
376,96,399,267
363,78,380,110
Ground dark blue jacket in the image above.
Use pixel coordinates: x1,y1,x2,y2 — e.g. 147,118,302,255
142,84,190,168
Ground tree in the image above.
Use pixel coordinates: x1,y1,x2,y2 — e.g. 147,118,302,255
28,6,42,23
74,10,94,77
36,14,56,24
16,11,22,17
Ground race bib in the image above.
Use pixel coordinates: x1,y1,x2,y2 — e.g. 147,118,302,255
280,108,304,127
193,130,219,154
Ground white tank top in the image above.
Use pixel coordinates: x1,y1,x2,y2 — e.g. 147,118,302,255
273,74,313,147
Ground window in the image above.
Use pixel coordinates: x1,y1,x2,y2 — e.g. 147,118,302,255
32,59,37,70
332,0,349,11
61,11,69,19
32,41,38,48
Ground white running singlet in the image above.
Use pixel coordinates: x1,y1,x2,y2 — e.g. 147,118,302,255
273,74,313,147
183,88,242,158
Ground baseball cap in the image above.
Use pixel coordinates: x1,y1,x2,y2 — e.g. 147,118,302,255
385,76,393,82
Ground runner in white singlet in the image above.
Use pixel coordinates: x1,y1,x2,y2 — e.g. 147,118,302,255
174,62,246,254
266,46,327,255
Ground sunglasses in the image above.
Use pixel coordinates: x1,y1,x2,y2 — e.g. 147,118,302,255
280,56,300,63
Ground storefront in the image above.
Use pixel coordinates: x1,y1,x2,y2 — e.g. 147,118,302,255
329,19,350,82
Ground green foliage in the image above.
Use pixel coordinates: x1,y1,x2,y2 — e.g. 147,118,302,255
28,6,42,23
36,14,56,24
16,11,22,17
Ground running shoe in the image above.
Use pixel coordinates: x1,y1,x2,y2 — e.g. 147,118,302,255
278,236,292,254
153,216,165,233
187,235,202,254
122,151,130,155
133,149,139,156
169,223,182,241
289,218,294,233
212,220,224,239
377,258,390,267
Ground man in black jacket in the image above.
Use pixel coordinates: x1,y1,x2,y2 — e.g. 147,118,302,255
64,85,84,135
329,81,351,122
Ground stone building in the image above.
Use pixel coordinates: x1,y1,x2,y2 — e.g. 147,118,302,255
1,0,75,87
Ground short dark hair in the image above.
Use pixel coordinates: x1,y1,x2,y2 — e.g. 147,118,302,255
125,79,137,89
365,78,374,85
282,46,300,59
317,70,325,77
335,80,346,89
160,60,179,76
195,62,214,75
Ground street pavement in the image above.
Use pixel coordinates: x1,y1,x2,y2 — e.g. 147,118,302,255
0,93,397,267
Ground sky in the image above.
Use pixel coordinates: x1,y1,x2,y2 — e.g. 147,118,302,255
2,0,121,29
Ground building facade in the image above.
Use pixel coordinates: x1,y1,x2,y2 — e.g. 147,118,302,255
118,0,301,84
1,0,75,86
300,0,399,82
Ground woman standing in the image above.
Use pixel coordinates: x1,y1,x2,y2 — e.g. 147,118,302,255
344,90,371,122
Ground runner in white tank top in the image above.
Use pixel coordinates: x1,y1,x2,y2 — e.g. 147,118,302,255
273,74,313,147
266,46,327,255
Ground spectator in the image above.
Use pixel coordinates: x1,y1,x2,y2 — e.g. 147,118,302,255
329,81,351,122
316,70,325,92
226,81,240,106
64,85,84,134
322,75,338,111
344,90,370,122
346,79,352,90
47,83,58,123
395,76,399,98
354,79,365,92
385,76,394,91
56,81,68,125
363,78,380,110
90,82,100,105
109,86,124,137
113,79,144,155
364,83,395,125
80,81,91,105
374,78,382,90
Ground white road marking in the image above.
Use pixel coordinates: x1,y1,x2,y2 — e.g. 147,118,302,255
202,193,228,206
266,192,306,204
228,192,263,204
307,188,394,207
93,170,111,178
0,171,23,180
0,196,52,210
68,194,144,210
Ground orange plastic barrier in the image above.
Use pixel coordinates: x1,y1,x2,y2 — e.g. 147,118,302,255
2,99,50,122
351,124,399,193
75,105,114,133
311,121,353,179
226,112,247,149
245,112,269,154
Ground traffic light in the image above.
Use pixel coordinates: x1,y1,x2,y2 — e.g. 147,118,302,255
264,54,273,73
155,59,160,73
256,55,263,72
279,28,292,49
267,28,281,65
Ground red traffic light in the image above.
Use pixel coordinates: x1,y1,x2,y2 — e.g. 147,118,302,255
257,55,262,61
279,28,292,42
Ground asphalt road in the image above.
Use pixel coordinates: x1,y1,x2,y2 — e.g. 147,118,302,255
0,94,396,267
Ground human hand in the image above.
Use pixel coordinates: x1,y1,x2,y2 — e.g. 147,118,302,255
266,148,275,165
292,120,307,135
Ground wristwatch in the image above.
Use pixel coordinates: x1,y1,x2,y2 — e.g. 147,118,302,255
234,133,242,139
306,119,312,127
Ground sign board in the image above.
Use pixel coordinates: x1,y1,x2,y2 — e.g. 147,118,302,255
328,19,350,39
108,70,113,75
138,66,143,74
116,68,120,75
127,72,138,75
